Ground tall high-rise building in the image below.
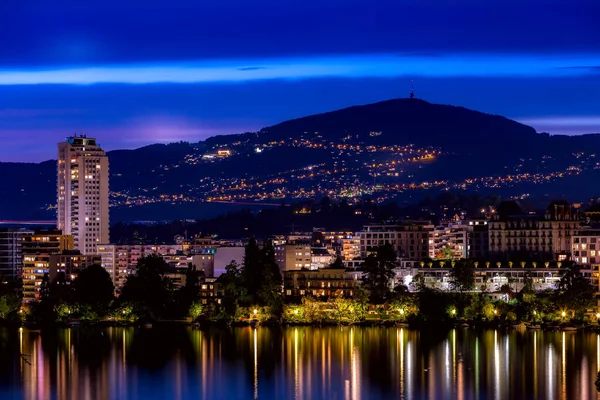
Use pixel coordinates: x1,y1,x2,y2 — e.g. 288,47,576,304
57,135,110,255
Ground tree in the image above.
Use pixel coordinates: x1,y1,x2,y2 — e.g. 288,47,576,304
0,293,21,320
217,261,245,320
257,240,283,316
40,273,50,300
329,255,344,269
119,255,173,320
328,295,360,324
73,264,114,310
448,259,475,293
555,263,596,320
362,244,397,303
388,291,418,321
174,263,201,318
241,237,262,301
439,246,454,260
49,272,71,303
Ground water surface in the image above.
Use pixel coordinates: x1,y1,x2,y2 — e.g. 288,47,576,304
0,325,599,399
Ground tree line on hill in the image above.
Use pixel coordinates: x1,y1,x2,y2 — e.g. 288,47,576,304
110,192,507,243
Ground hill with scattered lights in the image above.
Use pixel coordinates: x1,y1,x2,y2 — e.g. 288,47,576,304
3,98,600,221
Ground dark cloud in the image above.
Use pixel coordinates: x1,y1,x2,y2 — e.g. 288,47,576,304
237,67,268,71
0,1,598,66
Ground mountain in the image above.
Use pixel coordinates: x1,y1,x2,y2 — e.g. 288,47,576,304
3,97,600,221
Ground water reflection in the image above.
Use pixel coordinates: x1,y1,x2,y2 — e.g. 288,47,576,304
0,326,599,399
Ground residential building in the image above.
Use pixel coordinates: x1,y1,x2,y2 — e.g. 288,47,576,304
57,135,110,255
311,247,335,269
431,222,470,259
49,251,101,281
467,219,490,259
199,277,222,305
572,229,600,265
22,230,74,301
0,228,33,280
359,221,434,260
343,259,364,270
275,242,312,272
283,268,363,298
572,229,600,291
97,244,183,287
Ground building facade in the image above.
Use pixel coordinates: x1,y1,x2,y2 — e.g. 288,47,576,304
275,242,312,272
572,229,600,265
97,244,183,287
431,222,470,259
0,228,33,280
489,213,580,261
22,230,74,301
395,262,565,293
467,219,490,259
283,268,363,298
57,135,110,255
49,252,101,282
359,222,434,260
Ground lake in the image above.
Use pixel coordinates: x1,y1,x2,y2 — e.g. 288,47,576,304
0,325,599,399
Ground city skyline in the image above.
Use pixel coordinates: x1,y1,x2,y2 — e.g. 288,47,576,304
1,0,599,161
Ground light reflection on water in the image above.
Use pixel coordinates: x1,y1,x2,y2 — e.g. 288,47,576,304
0,326,600,399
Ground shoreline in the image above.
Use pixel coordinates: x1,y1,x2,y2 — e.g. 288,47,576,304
7,318,600,333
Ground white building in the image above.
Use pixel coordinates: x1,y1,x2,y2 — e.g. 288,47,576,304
311,247,335,270
57,135,110,255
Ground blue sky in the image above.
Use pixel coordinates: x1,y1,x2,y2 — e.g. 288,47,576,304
1,0,599,161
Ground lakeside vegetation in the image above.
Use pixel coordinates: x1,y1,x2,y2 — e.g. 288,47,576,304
0,241,598,329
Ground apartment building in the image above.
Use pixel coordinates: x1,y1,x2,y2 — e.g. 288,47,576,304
359,221,434,260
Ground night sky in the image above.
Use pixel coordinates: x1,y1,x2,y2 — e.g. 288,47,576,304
1,0,599,161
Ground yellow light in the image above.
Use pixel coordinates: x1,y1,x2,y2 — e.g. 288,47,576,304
451,309,456,315
561,311,566,317
399,309,405,315
253,309,258,315
294,309,299,315
596,313,600,319
494,309,498,315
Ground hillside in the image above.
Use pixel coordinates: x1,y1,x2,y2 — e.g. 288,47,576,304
2,97,600,221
